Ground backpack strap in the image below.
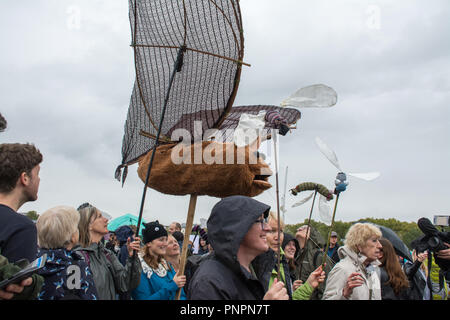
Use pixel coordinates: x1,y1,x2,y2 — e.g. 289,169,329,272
427,250,434,300
79,247,115,278
103,248,115,265
80,250,90,267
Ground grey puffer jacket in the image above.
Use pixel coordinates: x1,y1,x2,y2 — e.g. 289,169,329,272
322,245,381,300
75,242,142,300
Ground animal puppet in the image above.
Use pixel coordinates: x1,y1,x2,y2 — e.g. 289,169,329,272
137,137,272,198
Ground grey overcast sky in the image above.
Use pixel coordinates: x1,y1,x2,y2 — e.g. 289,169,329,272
1,0,449,227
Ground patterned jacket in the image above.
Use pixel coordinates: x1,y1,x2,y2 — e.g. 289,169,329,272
37,248,98,300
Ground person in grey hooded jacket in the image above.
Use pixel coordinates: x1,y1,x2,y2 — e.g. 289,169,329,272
75,203,142,300
187,196,288,300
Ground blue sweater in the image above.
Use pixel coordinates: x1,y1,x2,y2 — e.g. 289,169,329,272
0,204,37,263
132,258,186,300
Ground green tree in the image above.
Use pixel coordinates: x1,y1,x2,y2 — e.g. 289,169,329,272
26,210,39,221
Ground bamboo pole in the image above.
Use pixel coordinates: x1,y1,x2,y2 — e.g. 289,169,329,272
322,193,340,267
272,132,282,281
176,194,198,300
297,189,318,280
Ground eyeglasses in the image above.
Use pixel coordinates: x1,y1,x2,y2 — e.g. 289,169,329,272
254,217,269,229
77,202,93,211
267,229,283,234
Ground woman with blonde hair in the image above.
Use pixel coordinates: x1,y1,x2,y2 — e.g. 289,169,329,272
36,205,98,300
75,203,142,300
132,221,186,300
323,222,383,300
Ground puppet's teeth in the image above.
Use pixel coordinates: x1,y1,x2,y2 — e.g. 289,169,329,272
253,180,272,189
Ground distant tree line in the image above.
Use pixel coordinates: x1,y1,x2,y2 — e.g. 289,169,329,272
285,218,449,250
24,210,39,221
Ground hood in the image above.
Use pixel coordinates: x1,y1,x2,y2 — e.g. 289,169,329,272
207,195,270,272
338,245,358,261
308,226,326,248
115,225,134,245
299,225,326,251
338,245,381,268
37,248,80,277
282,233,300,257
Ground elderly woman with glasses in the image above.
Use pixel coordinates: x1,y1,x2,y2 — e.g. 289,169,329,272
252,212,326,300
322,223,383,300
75,203,142,300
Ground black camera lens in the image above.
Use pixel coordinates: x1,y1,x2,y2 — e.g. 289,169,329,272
427,237,441,251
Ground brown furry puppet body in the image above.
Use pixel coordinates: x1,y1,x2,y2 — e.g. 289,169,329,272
137,138,272,198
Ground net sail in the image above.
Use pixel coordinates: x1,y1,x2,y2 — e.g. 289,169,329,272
116,0,245,181
116,0,301,184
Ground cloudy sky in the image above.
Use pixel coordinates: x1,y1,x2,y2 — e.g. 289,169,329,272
1,0,449,227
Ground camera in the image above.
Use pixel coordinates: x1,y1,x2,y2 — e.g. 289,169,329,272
433,215,450,227
414,217,450,280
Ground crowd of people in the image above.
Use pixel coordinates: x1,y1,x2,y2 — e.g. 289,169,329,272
1,135,450,301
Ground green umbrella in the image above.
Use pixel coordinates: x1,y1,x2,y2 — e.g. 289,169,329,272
107,213,146,237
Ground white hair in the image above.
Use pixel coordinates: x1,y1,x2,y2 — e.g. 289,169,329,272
37,206,80,249
268,211,285,230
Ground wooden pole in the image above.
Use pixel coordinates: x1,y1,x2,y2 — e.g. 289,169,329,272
175,194,198,300
322,193,340,267
272,132,282,281
297,189,318,280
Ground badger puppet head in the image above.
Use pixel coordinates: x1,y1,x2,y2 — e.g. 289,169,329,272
137,137,272,198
